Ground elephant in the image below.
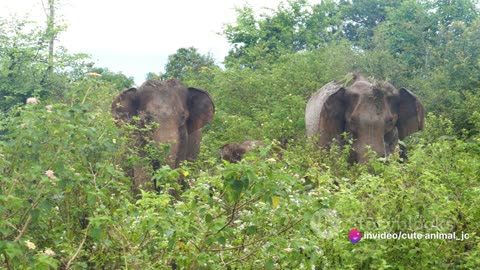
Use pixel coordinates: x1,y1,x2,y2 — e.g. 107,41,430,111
220,140,265,163
305,72,424,163
112,79,215,191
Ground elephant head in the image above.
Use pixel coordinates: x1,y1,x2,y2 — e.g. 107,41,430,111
220,140,265,163
305,73,424,163
112,79,215,190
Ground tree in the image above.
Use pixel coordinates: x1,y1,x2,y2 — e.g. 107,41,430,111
89,67,135,90
162,47,217,80
434,0,478,26
0,19,90,111
371,0,432,77
339,0,404,49
145,71,163,81
44,0,56,78
370,0,480,134
0,18,55,112
224,0,343,69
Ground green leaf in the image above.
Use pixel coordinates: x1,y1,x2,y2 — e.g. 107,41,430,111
205,214,213,224
217,236,226,245
265,259,275,270
245,226,257,235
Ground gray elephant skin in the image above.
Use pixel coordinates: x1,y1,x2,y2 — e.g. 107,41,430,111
305,73,424,163
220,140,265,163
112,79,215,190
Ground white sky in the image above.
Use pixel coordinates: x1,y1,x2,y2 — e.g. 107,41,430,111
1,0,317,84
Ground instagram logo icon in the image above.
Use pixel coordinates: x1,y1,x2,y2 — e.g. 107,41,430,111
349,229,362,243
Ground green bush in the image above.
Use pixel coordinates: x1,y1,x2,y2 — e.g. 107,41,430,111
3,96,479,269
1,1,480,267
0,78,132,269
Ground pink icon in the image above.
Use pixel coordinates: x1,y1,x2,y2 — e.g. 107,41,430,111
349,229,362,243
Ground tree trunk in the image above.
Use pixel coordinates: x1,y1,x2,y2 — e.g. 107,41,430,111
47,0,55,76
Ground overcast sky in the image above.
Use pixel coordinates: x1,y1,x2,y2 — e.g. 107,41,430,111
1,0,305,84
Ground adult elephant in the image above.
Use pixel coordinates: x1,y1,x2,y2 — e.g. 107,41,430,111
112,79,215,190
305,73,424,163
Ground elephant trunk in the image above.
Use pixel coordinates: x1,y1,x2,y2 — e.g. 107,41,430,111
354,128,386,163
152,121,186,168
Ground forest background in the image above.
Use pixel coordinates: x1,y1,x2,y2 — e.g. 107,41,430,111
1,0,480,269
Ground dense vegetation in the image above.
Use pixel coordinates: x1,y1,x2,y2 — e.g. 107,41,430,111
1,0,479,269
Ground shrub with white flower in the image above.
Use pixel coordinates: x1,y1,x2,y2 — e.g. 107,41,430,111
86,72,102,78
45,170,56,180
24,240,36,250
26,97,38,104
43,248,56,256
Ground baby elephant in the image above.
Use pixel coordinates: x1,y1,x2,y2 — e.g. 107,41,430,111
220,141,264,163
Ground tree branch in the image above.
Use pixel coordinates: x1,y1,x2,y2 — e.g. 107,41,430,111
13,215,32,242
65,224,90,269
206,218,303,253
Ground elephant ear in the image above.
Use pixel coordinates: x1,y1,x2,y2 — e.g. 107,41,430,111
186,87,215,134
397,88,425,139
111,87,138,122
306,82,346,146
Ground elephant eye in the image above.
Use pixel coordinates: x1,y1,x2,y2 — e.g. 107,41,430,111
179,111,189,122
346,118,359,134
347,116,359,128
142,112,159,126
385,117,396,129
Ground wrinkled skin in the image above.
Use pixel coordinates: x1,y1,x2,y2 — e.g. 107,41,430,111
112,79,215,190
220,140,264,163
305,73,424,163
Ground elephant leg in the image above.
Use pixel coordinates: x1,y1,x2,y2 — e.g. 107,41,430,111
384,128,399,156
186,129,202,162
133,163,154,194
385,128,408,161
399,143,408,161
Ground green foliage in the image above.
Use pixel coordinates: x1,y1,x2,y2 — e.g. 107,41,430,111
340,0,403,49
162,47,218,81
0,77,132,268
0,18,89,113
1,0,480,268
221,0,480,136
5,80,477,268
0,16,132,116
186,42,356,145
371,0,431,77
224,0,343,68
0,18,52,111
87,67,135,90
438,17,480,91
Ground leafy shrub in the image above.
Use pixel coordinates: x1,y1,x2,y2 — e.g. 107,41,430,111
1,1,480,268
0,77,132,269
1,77,479,269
